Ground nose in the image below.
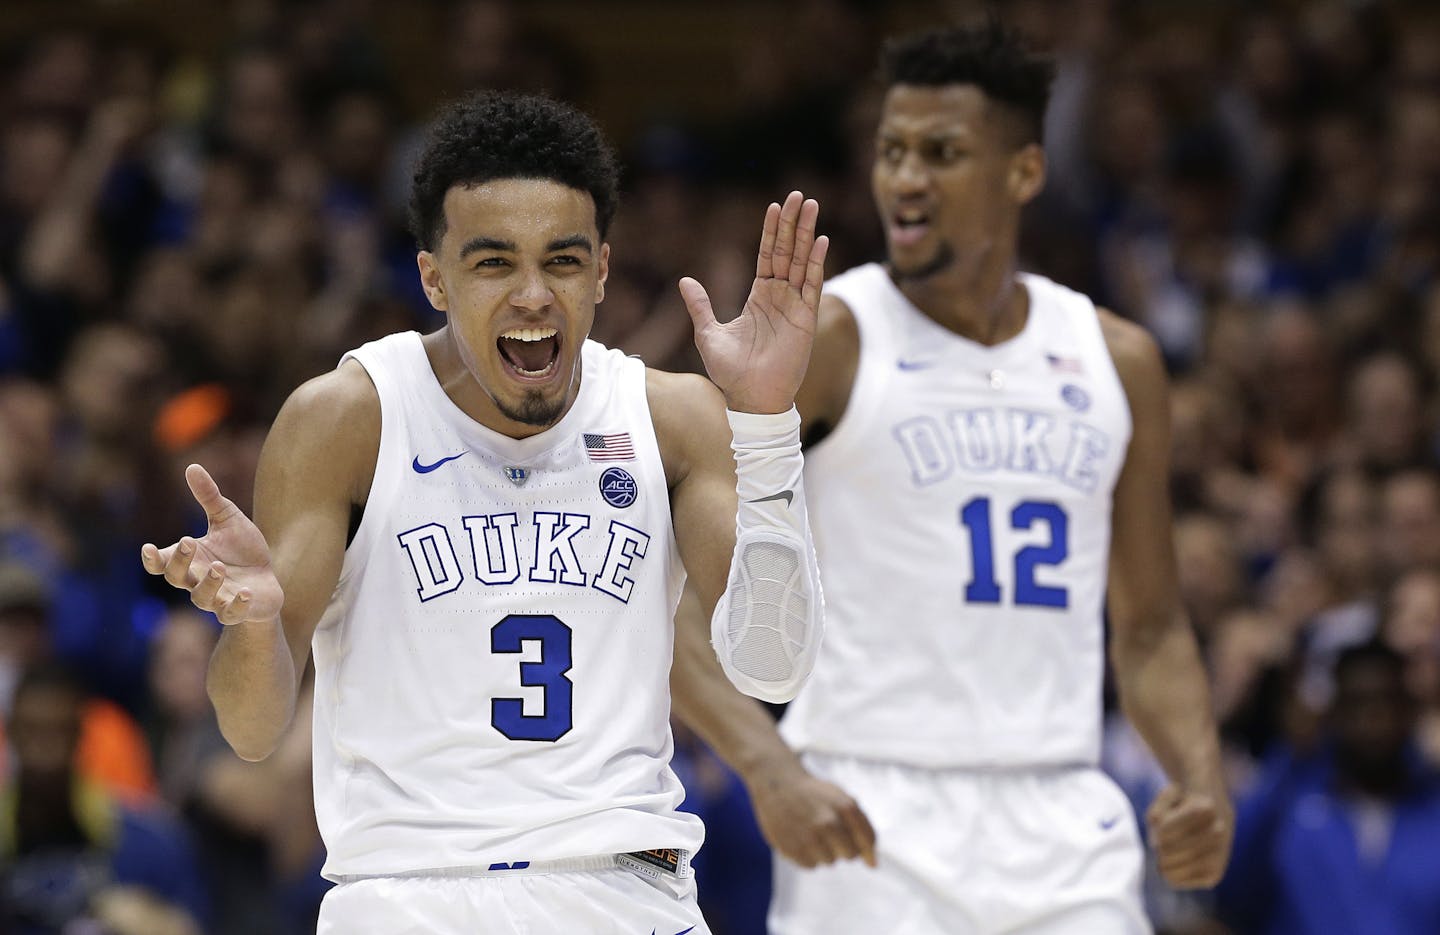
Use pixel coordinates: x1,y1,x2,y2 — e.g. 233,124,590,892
510,265,554,312
890,150,930,197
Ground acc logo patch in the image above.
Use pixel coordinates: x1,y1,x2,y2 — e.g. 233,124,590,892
1061,384,1091,412
599,467,637,508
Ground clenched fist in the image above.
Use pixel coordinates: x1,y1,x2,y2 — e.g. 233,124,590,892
1147,785,1234,889
744,754,877,869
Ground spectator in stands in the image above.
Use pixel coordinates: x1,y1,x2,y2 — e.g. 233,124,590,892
1218,641,1440,934
0,664,205,934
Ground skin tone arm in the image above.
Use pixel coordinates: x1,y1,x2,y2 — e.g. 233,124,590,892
658,191,827,621
666,266,877,867
140,365,378,761
669,582,876,867
1100,310,1234,889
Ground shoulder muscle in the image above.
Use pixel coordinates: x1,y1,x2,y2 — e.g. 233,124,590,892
254,360,381,530
794,293,859,441
646,368,731,491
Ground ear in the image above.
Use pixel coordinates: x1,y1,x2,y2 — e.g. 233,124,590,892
1007,143,1046,206
595,242,611,305
416,251,448,312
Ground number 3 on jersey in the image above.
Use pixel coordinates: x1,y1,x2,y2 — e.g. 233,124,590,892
491,614,573,741
960,497,1069,609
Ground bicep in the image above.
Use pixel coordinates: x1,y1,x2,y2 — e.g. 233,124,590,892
670,421,740,619
253,369,377,675
653,372,739,617
1105,321,1178,639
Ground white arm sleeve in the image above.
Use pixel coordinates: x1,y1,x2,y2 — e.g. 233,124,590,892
711,406,824,703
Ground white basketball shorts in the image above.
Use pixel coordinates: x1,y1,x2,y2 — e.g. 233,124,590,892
769,753,1151,935
318,856,711,935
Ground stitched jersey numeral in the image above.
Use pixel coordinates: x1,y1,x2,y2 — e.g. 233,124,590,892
490,614,573,741
960,497,1069,609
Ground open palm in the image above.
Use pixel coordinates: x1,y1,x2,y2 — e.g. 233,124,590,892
140,464,283,625
680,191,829,414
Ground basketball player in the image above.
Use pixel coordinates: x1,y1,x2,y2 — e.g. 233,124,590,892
673,24,1233,933
140,92,829,933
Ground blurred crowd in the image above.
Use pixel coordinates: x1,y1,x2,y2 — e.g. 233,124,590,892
0,0,1437,932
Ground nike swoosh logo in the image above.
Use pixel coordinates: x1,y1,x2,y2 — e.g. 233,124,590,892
897,359,936,371
412,451,468,474
1099,815,1122,830
649,928,695,935
748,490,793,507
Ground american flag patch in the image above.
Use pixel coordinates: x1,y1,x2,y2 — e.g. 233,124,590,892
1046,352,1085,375
584,432,635,461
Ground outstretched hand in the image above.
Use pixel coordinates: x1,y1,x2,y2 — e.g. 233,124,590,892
679,190,829,414
140,464,283,626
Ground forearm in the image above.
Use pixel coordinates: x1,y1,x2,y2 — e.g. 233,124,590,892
672,591,798,783
1112,612,1225,794
711,406,824,703
206,616,298,762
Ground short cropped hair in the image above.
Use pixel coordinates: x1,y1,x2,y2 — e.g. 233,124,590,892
408,91,621,252
1334,639,1407,689
881,22,1054,146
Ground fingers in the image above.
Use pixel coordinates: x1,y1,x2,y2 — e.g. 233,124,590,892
755,201,780,280
801,235,831,312
807,791,877,867
189,560,227,610
768,191,805,282
185,463,238,526
839,798,878,867
677,276,716,335
215,588,254,626
160,537,201,589
1158,847,1227,889
1149,788,1232,890
139,542,172,576
787,198,820,288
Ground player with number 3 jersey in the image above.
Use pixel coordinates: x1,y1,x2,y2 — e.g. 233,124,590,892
141,92,829,934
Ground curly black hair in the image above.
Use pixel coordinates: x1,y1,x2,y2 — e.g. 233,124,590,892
881,22,1054,146
408,91,620,252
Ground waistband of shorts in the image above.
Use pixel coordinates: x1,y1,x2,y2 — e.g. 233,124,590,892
331,847,693,883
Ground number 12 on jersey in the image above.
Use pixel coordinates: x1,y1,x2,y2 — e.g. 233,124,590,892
960,497,1069,608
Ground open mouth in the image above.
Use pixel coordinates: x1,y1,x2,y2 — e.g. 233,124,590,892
497,326,562,381
889,208,931,247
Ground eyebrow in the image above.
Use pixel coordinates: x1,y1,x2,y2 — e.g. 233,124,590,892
547,234,593,254
458,236,517,259
456,234,594,259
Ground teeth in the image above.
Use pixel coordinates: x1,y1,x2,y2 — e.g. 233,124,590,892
500,327,557,342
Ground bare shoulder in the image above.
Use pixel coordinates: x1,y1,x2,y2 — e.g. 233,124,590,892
1097,307,1167,397
645,368,730,489
263,360,381,505
795,294,859,435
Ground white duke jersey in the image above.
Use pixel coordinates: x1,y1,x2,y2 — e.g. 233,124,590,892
313,332,703,880
781,264,1133,770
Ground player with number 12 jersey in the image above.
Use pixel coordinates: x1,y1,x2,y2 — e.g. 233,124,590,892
780,265,1129,769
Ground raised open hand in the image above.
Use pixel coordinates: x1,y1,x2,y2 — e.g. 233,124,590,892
679,191,829,414
140,464,283,625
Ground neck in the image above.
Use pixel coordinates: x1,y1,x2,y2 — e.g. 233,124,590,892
893,256,1027,346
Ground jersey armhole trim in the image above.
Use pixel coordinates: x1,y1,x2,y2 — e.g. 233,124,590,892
807,274,896,460
634,358,687,607
333,349,393,593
